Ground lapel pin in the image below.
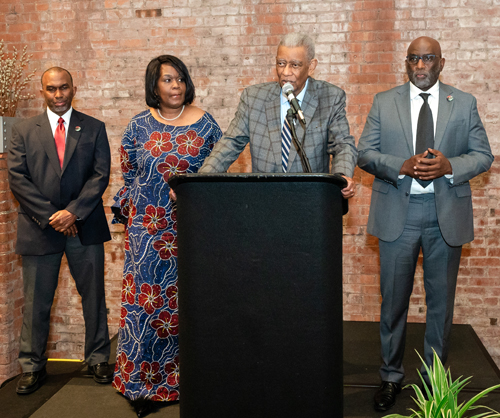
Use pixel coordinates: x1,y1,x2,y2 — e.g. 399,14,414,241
447,95,453,102
75,126,81,131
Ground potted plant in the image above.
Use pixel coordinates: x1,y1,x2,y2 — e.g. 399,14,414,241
0,39,36,152
383,350,500,418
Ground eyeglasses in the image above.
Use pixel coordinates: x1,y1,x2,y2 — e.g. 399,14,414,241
406,54,440,65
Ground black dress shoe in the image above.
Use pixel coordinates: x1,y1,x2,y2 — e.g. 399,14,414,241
374,381,401,412
88,362,113,383
16,367,47,395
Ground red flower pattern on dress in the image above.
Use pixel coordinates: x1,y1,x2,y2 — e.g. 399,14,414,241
140,361,163,390
124,228,130,251
115,352,135,383
176,130,205,157
157,155,189,182
164,356,180,387
151,386,179,401
122,274,136,305
120,307,127,328
142,205,168,235
138,283,164,315
112,375,126,394
151,311,179,338
120,146,134,174
170,209,177,232
152,232,177,260
144,132,173,157
166,285,178,310
127,200,137,228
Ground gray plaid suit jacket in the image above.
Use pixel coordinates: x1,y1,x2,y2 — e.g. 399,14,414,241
200,77,357,176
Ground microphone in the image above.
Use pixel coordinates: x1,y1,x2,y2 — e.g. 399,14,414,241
282,82,306,125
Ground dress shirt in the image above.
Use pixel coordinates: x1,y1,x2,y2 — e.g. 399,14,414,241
400,81,453,194
47,107,73,142
280,78,309,127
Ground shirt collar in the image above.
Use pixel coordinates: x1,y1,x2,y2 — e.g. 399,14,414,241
281,78,309,105
46,106,73,126
410,80,440,101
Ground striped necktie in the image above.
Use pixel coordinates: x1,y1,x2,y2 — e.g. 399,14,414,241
281,118,292,172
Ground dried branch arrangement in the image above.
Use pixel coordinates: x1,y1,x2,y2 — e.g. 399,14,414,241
0,40,36,117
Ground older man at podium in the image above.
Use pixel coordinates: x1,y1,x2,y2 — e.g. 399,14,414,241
199,32,357,199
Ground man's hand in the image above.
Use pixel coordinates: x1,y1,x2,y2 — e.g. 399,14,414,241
49,210,77,235
399,152,427,178
341,176,355,199
64,224,78,237
414,148,452,180
169,189,177,202
399,149,452,180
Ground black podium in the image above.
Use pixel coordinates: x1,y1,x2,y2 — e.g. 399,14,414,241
169,173,347,418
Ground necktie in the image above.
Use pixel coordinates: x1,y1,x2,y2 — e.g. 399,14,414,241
281,118,292,172
415,93,434,188
54,117,65,168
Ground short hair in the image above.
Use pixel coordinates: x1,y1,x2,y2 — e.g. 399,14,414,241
40,67,73,86
278,33,316,62
145,55,195,108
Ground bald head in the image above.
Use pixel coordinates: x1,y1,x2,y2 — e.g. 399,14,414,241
407,36,442,57
41,67,73,87
405,36,445,91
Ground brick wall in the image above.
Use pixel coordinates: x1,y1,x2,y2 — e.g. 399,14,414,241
0,0,499,384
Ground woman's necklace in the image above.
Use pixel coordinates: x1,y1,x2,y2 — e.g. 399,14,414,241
157,105,185,122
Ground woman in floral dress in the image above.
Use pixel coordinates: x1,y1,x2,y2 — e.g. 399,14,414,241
112,55,221,415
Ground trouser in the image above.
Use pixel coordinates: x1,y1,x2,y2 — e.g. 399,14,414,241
18,236,110,372
378,194,462,384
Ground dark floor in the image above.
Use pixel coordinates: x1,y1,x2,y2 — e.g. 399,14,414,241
1,321,499,418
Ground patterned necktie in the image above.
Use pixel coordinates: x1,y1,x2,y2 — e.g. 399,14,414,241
281,118,292,172
415,93,433,188
54,117,65,168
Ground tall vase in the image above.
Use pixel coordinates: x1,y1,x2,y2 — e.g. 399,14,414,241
1,116,21,153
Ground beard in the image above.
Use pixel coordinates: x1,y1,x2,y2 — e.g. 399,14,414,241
406,62,441,91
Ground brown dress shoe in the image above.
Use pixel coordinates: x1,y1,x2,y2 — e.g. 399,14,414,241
88,362,113,383
16,367,47,395
374,381,401,411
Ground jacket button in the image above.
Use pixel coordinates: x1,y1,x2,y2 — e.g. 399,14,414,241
405,192,409,196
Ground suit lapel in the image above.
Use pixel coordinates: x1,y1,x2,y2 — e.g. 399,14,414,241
265,83,283,170
36,113,62,175
395,82,414,155
435,82,453,151
63,110,83,173
288,78,319,170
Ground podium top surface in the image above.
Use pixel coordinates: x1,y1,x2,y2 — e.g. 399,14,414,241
168,173,348,189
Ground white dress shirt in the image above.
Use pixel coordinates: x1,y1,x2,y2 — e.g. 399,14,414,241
400,81,453,194
47,107,73,141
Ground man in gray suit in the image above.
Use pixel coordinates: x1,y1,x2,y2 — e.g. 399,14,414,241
199,33,357,197
358,37,493,411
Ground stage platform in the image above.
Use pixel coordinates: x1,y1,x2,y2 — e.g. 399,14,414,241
2,321,499,417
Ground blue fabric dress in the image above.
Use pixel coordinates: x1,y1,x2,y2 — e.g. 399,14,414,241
112,110,222,401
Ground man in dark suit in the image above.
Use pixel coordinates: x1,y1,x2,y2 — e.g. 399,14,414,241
199,33,357,198
358,37,493,411
8,67,113,394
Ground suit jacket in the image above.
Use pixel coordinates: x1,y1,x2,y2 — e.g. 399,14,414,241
8,109,111,255
199,77,357,176
357,81,493,247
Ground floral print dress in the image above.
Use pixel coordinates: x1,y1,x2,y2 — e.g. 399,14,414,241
111,110,221,401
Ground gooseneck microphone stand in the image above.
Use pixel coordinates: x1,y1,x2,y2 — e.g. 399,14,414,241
286,108,311,173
